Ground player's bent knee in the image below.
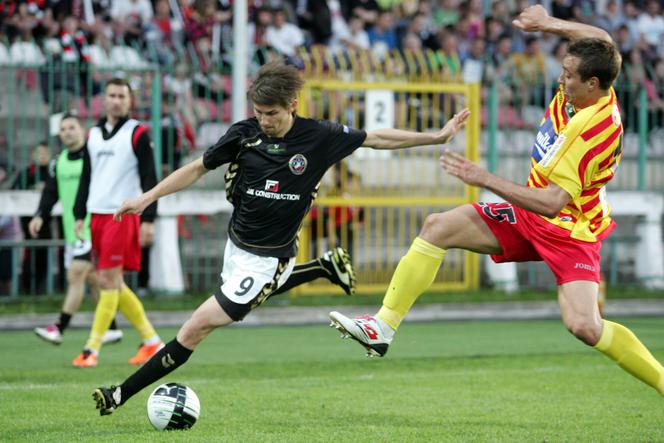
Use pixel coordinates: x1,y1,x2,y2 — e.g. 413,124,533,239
565,320,601,346
419,213,450,247
177,318,212,349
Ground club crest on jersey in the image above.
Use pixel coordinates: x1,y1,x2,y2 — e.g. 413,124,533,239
288,154,307,175
612,107,621,128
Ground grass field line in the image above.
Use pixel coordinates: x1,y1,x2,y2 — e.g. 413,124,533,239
0,362,616,392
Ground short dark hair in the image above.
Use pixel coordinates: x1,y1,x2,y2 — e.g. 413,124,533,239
61,110,83,125
248,62,305,108
105,77,133,95
567,38,622,90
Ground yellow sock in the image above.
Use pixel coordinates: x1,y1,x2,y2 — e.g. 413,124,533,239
377,237,446,330
85,289,119,352
594,320,664,394
118,285,159,342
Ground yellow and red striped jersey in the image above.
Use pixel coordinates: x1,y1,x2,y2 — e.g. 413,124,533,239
529,87,623,242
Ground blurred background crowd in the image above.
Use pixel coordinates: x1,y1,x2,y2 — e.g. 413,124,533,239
2,0,664,144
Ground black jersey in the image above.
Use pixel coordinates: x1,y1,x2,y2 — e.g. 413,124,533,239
203,116,367,258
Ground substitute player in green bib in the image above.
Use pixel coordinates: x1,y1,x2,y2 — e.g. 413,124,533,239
31,112,123,346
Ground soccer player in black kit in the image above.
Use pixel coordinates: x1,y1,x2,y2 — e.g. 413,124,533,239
92,62,470,415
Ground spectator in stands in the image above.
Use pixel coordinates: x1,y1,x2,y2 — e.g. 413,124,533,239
636,0,664,58
87,20,115,70
326,162,364,258
342,0,379,26
625,47,664,130
432,0,460,28
185,0,228,57
463,0,485,40
368,10,398,57
437,29,461,77
146,0,183,64
42,15,97,111
406,12,440,51
326,0,353,51
623,1,643,44
484,33,514,103
594,0,626,33
295,0,333,45
111,0,154,45
160,91,194,175
5,0,56,42
489,0,512,25
462,37,486,84
615,23,635,55
341,14,370,51
265,7,305,59
164,61,198,127
248,6,274,63
0,163,22,296
485,15,507,54
511,35,547,106
13,142,53,295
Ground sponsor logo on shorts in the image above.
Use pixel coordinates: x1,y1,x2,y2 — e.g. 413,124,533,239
288,154,307,175
110,255,123,261
574,262,596,272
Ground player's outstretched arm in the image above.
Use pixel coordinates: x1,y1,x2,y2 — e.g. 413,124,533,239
441,149,571,218
363,108,470,150
513,5,612,42
114,157,208,221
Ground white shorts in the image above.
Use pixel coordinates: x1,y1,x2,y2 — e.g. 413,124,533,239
214,239,295,321
64,240,92,269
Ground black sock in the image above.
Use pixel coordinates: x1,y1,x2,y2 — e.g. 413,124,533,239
109,318,118,330
57,313,72,334
271,259,331,295
119,338,193,405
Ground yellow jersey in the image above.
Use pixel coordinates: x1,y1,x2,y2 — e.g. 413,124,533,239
528,87,623,242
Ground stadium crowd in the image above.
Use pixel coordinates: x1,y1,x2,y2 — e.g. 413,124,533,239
1,1,664,132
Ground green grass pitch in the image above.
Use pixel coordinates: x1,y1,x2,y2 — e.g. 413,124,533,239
1,317,662,442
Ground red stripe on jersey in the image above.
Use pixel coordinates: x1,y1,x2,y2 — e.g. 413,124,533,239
581,187,599,197
581,195,601,213
590,173,615,187
577,127,621,181
552,101,562,131
598,155,615,170
132,124,149,151
528,169,546,187
580,115,613,141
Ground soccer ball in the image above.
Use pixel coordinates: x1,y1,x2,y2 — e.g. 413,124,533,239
147,383,200,430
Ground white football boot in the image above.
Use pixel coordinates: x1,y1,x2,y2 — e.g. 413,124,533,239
34,324,63,345
101,329,124,345
329,311,393,357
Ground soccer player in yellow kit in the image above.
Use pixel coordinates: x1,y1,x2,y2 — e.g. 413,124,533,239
331,5,664,396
